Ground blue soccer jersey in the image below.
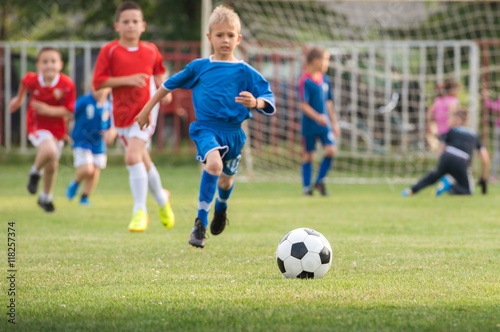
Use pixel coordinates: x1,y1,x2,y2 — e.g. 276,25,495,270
298,72,333,136
71,93,112,154
162,56,275,127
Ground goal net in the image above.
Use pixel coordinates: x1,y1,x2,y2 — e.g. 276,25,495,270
223,1,497,183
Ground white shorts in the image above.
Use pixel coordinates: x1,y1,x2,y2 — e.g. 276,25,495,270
28,130,64,160
116,122,156,149
116,104,159,149
73,147,107,169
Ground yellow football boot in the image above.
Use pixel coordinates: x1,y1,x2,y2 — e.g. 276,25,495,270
158,189,175,229
128,209,149,232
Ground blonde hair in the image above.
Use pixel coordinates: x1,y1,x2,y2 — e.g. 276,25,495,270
208,5,241,33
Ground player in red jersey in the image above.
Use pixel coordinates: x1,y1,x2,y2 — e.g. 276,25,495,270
9,47,76,212
93,1,174,232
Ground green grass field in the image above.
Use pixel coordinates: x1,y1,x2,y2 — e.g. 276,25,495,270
1,163,499,331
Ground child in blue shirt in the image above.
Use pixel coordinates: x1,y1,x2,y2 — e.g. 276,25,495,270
136,5,275,248
299,48,340,196
66,87,115,205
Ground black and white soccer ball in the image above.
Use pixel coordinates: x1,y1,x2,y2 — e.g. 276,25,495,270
276,228,332,279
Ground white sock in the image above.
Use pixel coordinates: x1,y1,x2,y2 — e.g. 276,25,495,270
127,162,148,214
148,163,167,206
40,191,52,203
30,165,40,175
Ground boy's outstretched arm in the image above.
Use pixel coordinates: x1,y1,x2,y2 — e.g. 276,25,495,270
9,83,27,113
136,87,170,129
154,74,172,105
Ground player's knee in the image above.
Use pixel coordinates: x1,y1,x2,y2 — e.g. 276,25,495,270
125,151,142,166
45,159,59,172
42,143,58,161
83,164,95,177
205,153,223,175
301,152,313,163
218,175,234,190
206,160,223,175
325,145,336,158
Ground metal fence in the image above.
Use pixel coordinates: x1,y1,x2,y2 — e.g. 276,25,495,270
242,40,480,160
0,40,201,152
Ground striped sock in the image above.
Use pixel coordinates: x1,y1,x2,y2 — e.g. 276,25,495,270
197,171,219,227
215,183,234,213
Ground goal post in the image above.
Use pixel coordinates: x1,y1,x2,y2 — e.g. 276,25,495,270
224,0,485,183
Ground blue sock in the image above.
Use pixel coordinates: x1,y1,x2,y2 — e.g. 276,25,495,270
316,157,333,184
215,184,234,213
302,162,312,192
197,171,219,227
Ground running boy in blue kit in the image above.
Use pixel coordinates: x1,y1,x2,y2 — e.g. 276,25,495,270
299,47,340,196
136,5,275,248
66,87,115,205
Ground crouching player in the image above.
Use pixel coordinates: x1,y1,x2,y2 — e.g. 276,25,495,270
402,109,489,196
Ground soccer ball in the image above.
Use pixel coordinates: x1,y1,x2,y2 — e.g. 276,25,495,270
276,228,332,279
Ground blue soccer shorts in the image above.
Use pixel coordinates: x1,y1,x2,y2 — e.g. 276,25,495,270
302,130,336,152
189,121,246,176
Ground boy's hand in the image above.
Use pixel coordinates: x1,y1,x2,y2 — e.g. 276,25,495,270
9,97,22,113
236,91,258,109
104,127,117,145
135,110,150,130
333,123,341,138
316,114,328,127
31,100,52,115
128,73,149,88
64,134,73,145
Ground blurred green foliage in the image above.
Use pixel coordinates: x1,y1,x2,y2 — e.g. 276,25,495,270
1,0,202,41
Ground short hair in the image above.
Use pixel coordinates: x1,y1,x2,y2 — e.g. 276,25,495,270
208,5,241,34
453,108,468,123
115,1,143,22
37,47,62,62
306,47,325,64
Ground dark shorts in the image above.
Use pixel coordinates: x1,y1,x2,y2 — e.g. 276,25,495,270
302,131,336,152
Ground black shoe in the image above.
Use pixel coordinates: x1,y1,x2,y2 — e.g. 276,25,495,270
37,198,55,213
315,181,329,196
27,173,40,194
189,218,206,248
304,189,313,196
210,209,228,236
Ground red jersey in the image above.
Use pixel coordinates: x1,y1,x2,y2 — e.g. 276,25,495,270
92,40,166,128
22,72,76,140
